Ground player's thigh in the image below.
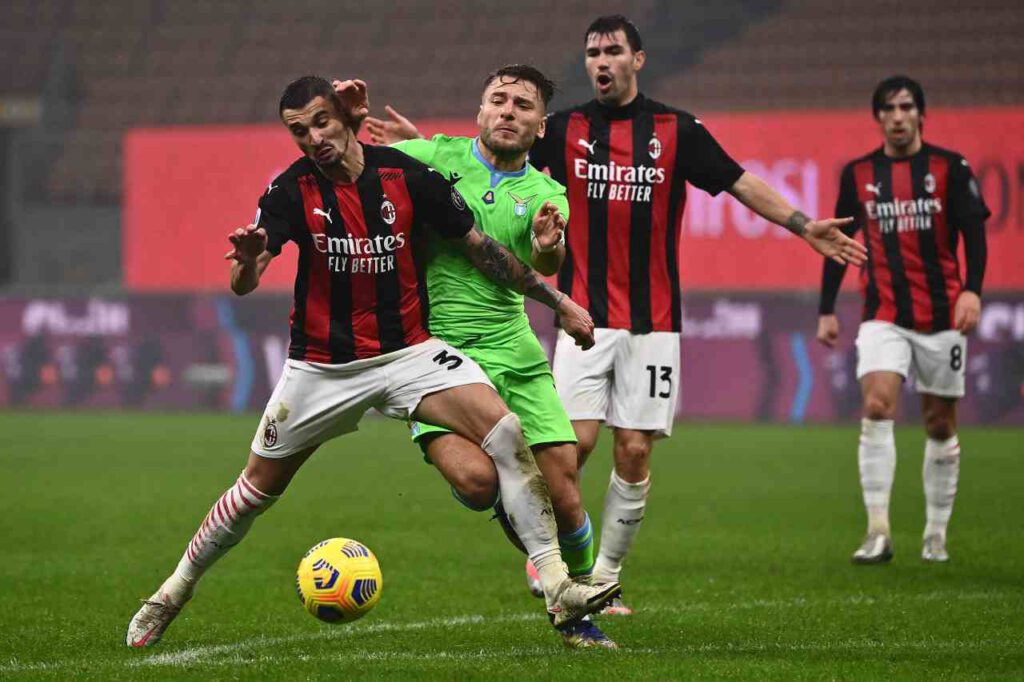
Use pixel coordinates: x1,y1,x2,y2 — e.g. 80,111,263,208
909,329,967,399
503,370,578,448
552,328,619,421
855,321,912,383
607,331,680,438
381,340,505,444
251,360,380,459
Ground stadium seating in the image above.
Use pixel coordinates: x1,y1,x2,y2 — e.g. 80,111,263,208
1,0,1020,203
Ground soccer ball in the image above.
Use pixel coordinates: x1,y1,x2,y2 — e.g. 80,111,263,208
296,538,382,623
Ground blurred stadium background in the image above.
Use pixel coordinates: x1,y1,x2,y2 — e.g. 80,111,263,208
0,0,1022,418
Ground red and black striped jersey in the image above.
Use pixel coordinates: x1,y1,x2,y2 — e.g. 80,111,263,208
820,143,990,333
531,94,744,333
255,144,475,363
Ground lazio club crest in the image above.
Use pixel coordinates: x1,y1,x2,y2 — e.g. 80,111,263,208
508,192,537,217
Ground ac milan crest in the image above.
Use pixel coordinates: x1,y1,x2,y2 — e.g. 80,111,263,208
648,135,662,160
263,419,278,448
924,173,936,193
380,197,397,225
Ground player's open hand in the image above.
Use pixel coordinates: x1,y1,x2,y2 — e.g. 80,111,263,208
332,79,369,130
532,201,565,251
804,217,867,266
225,224,267,263
365,105,421,145
954,290,981,334
556,296,595,350
816,314,840,348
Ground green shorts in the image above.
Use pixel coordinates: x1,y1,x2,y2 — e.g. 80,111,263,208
410,327,577,450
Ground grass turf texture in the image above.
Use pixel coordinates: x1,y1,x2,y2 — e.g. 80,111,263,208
1,412,1022,680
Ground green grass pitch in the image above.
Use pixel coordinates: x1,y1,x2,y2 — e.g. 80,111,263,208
1,412,1022,680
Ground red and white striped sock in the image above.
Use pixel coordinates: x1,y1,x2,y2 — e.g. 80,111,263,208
159,473,277,605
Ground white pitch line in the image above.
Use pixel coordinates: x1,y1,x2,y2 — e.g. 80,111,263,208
0,591,1017,674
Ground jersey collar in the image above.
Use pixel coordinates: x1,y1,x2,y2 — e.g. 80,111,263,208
472,137,529,188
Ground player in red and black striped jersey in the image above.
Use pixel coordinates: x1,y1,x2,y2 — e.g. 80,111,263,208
125,77,623,649
529,15,866,611
817,75,989,565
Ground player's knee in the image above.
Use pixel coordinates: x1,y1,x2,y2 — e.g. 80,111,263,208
614,438,651,481
924,413,956,441
863,394,895,421
453,467,500,511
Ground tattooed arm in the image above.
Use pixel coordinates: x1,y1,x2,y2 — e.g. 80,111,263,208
456,226,595,349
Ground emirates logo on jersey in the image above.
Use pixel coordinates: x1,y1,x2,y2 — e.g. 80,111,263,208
380,197,397,225
648,136,662,160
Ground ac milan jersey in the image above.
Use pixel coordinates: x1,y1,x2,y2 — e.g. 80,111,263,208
821,143,990,333
255,144,475,363
531,93,744,333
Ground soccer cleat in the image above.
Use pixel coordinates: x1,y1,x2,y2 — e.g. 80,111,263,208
125,591,187,648
556,615,618,649
598,595,634,616
851,532,894,564
525,559,544,598
921,534,950,563
547,579,621,627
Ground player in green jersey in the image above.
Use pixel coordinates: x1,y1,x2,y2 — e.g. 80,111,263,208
364,66,614,649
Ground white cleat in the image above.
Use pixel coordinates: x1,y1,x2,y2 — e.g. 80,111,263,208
922,534,950,563
547,579,621,627
851,533,894,564
125,591,187,648
525,559,545,599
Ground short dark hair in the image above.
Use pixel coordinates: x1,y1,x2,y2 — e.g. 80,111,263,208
872,75,926,118
585,14,643,52
279,76,340,117
483,64,556,107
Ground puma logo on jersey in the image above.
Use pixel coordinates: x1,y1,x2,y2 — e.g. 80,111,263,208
865,182,882,196
265,183,278,195
313,207,333,224
578,138,597,155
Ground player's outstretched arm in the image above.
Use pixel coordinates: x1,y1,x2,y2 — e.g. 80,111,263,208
365,105,423,145
456,226,595,349
225,224,273,295
530,201,566,276
728,172,866,266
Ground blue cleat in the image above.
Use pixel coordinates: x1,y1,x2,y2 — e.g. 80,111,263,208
556,616,618,649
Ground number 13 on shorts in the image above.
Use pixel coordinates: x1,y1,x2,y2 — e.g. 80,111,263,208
554,328,681,438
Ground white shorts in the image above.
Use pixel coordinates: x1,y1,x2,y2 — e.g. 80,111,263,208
855,321,966,398
251,339,493,458
552,328,680,437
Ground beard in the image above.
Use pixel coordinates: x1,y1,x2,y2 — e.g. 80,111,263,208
481,127,534,160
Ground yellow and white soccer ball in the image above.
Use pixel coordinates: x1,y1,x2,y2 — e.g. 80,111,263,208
296,538,382,623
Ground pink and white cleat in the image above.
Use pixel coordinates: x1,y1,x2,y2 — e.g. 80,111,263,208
524,559,545,598
125,591,187,648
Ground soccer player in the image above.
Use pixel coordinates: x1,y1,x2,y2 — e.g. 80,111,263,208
124,76,621,648
368,16,866,613
817,75,989,564
365,65,613,648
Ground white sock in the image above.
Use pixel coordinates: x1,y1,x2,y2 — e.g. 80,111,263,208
923,435,960,541
859,418,896,536
160,473,277,606
592,471,650,583
481,413,566,607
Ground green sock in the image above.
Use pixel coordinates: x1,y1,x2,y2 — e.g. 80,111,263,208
559,512,594,577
